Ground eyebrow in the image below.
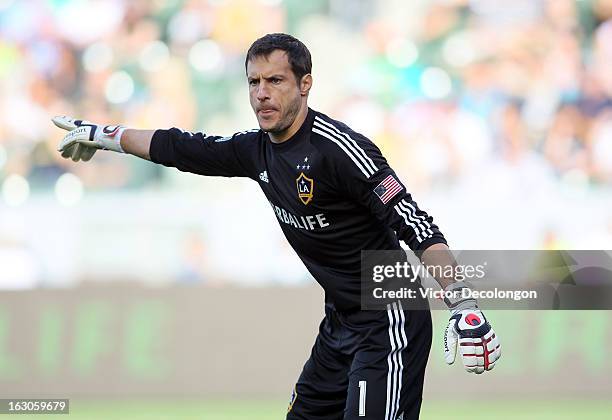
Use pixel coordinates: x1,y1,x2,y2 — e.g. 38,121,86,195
248,74,285,81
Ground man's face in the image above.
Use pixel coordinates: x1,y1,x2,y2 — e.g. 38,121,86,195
246,50,303,134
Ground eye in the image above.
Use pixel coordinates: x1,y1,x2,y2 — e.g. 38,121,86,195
271,78,281,85
248,79,258,86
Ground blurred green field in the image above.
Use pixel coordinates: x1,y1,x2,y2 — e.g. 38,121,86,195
5,399,612,420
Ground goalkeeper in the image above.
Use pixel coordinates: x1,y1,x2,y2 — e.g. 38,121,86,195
52,33,500,420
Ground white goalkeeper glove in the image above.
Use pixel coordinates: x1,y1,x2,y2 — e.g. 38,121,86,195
52,116,126,162
443,282,501,374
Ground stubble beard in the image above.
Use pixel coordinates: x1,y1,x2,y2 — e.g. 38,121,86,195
265,95,302,136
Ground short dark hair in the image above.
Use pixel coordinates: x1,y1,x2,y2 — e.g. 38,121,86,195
245,33,312,84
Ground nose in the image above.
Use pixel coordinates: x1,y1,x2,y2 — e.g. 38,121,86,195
256,82,270,102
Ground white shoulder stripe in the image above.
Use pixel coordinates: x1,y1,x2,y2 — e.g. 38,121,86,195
313,127,373,178
313,116,378,174
215,128,259,142
236,128,259,136
313,120,377,176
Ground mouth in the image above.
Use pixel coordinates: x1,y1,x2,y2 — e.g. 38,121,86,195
258,109,277,116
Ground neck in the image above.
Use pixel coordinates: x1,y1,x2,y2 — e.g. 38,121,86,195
269,104,308,143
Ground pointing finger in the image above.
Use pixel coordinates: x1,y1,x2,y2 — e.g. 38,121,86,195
52,116,78,131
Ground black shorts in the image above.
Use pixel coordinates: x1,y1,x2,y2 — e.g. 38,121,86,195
286,302,432,420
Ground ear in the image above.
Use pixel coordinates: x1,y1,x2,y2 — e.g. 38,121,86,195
299,74,312,96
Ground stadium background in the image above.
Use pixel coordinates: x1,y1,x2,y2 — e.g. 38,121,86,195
0,0,611,418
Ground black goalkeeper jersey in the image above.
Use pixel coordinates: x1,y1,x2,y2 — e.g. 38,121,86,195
150,108,447,311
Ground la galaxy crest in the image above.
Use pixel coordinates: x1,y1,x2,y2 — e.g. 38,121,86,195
296,172,314,205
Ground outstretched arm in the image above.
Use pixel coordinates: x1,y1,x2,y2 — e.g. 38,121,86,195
52,116,255,178
120,129,157,160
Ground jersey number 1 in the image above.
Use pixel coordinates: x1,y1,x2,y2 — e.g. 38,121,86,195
358,380,367,417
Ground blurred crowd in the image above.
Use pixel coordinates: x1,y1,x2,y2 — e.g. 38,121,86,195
1,0,612,287
1,0,612,195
